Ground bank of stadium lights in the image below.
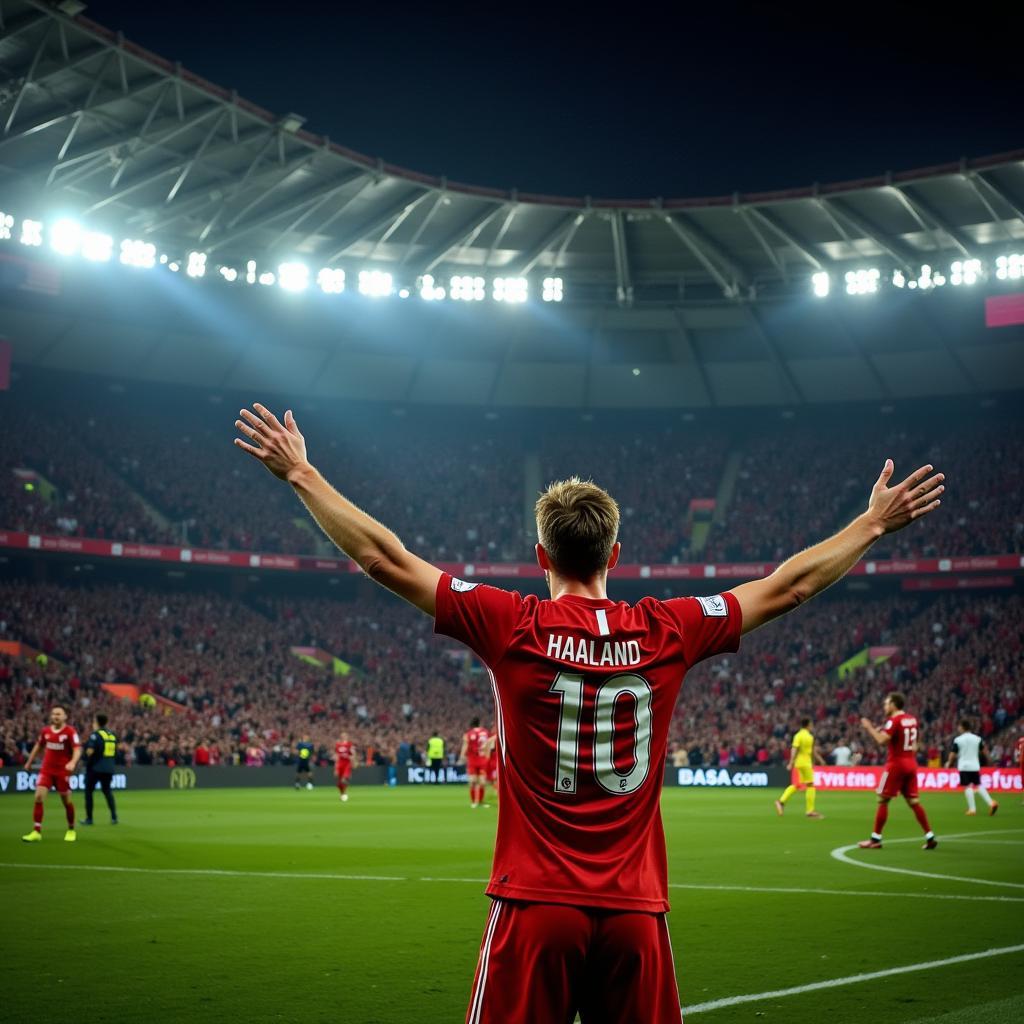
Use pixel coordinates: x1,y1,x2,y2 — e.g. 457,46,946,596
20,219,43,246
845,268,880,295
277,261,309,292
811,271,830,297
418,274,445,301
996,254,1023,281
316,267,345,294
542,277,564,302
120,239,156,268
186,251,207,279
219,266,239,283
0,211,13,240
451,275,485,301
950,259,980,286
493,276,528,303
358,269,393,298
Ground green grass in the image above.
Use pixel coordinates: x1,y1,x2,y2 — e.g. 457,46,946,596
1,787,1022,1023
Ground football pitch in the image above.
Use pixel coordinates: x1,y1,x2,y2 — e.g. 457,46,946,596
1,787,1022,1024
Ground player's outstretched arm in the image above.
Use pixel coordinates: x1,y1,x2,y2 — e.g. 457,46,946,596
22,741,39,770
234,403,441,615
729,459,943,634
860,718,889,747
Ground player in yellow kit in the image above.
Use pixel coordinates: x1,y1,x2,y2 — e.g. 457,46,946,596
774,717,826,819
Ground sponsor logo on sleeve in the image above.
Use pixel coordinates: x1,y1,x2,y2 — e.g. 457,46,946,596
696,594,728,617
450,578,479,593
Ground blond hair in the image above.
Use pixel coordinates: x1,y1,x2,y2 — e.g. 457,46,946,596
535,477,620,581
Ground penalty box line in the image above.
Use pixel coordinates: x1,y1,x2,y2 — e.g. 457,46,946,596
682,943,1024,1015
2,861,1023,904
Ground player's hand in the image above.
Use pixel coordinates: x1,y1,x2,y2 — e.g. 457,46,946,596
866,460,944,534
859,717,874,730
234,403,310,482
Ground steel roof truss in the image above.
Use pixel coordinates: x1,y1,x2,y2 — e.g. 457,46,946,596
509,211,580,276
482,204,518,268
321,190,429,263
891,186,972,256
611,210,633,306
398,191,447,265
3,19,53,133
972,171,1024,229
368,191,433,260
289,174,376,254
738,206,784,277
46,50,115,183
165,108,230,203
820,197,915,273
661,214,743,297
417,203,506,275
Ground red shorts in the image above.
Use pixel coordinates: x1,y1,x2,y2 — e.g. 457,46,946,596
487,762,498,785
465,899,681,1024
467,758,487,777
877,763,919,800
37,770,70,794
335,762,352,781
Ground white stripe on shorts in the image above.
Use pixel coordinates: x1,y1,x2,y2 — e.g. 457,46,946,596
469,899,503,1024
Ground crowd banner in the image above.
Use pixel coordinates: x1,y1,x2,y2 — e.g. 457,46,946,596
1,530,1022,580
0,765,389,794
812,765,1023,793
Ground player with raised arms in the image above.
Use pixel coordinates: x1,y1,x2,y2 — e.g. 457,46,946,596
234,402,943,1024
21,705,81,843
460,717,491,808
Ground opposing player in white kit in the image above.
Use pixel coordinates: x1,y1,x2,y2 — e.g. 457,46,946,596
945,719,998,816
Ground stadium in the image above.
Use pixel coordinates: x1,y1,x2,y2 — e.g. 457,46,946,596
1,2,1022,1021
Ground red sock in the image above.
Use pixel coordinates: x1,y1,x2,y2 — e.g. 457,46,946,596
469,785,477,804
65,800,75,829
337,781,347,796
873,802,889,836
475,785,483,804
912,802,931,833
33,802,43,832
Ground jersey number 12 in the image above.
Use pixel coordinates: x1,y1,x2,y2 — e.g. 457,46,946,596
550,672,653,796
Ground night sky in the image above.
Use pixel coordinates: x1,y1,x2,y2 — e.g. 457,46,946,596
87,1,1020,198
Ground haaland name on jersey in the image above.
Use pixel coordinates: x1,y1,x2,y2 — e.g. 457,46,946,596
546,634,642,667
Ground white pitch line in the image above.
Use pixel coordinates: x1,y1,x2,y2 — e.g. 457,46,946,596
2,862,1024,903
832,828,1024,890
682,943,1024,1015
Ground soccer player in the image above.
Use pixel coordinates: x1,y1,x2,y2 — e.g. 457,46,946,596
295,734,315,790
335,731,356,802
426,729,446,784
82,713,119,825
234,402,942,1022
21,705,81,843
945,719,998,817
858,692,937,850
460,717,490,808
774,717,826,818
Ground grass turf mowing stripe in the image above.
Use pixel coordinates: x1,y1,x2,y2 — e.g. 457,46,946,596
682,944,1024,1015
832,828,1024,890
3,861,1023,903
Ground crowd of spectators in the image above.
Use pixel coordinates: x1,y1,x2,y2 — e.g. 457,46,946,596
3,381,1021,567
1,577,1020,775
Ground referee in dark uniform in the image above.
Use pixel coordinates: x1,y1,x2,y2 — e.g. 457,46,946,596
82,713,119,825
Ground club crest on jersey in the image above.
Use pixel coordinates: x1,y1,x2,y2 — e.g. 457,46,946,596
450,578,478,593
697,594,728,617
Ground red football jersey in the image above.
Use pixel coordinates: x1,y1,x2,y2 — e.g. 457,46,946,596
335,741,355,764
435,574,741,913
881,711,920,766
465,726,490,760
39,725,80,773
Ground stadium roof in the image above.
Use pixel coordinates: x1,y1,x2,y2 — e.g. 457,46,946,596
2,0,1024,308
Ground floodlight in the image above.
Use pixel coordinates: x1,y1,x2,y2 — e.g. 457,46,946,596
949,259,980,286
811,272,829,298
50,218,81,255
996,254,1023,281
0,212,13,240
258,272,276,286
418,274,445,301
358,269,393,297
892,270,906,289
246,260,257,284
450,275,485,301
219,266,239,283
542,277,564,302
316,267,345,294
844,268,879,296
186,251,207,279
120,238,156,268
916,265,933,290
493,276,527,303
168,262,180,272
20,219,43,246
278,261,309,292
81,231,112,262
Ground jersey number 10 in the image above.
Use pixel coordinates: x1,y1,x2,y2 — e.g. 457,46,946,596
550,672,653,796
